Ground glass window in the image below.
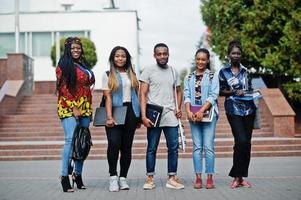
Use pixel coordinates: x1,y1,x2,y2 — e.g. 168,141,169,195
32,32,51,57
19,33,26,53
60,31,86,39
0,33,14,58
0,32,27,58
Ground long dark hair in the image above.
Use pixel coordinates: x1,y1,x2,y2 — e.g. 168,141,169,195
108,46,139,92
108,46,133,71
195,48,210,70
56,37,90,95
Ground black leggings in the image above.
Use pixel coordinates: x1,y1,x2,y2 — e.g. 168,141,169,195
226,114,255,178
105,102,139,177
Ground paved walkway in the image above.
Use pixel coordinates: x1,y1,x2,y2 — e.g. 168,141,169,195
0,157,301,200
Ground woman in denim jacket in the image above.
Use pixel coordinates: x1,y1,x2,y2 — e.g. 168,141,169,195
183,48,219,189
101,46,140,192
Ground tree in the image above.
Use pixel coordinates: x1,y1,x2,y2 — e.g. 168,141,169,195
201,0,301,101
179,68,188,89
50,37,97,69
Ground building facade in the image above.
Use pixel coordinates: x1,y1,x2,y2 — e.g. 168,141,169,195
0,0,139,88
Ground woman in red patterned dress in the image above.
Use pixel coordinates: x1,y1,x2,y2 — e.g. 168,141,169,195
56,37,95,192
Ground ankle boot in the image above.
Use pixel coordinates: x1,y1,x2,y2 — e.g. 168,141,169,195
206,177,214,189
72,173,86,189
60,176,74,192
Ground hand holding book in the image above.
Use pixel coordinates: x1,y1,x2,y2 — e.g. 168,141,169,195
141,116,154,127
145,104,163,127
189,105,213,122
194,110,207,122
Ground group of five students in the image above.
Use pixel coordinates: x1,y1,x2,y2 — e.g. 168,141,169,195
56,37,256,192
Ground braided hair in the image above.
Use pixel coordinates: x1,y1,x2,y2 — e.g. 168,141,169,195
56,37,90,95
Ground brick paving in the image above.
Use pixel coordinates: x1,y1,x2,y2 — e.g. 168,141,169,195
0,157,300,200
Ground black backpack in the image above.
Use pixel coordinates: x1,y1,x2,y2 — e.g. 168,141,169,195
72,125,93,160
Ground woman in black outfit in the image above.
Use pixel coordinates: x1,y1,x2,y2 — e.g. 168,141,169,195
101,46,140,192
218,40,256,189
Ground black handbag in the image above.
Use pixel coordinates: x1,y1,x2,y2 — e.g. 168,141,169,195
72,125,93,160
68,123,93,174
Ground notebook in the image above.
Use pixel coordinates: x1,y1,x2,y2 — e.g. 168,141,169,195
233,90,262,101
190,105,213,122
146,104,163,127
93,106,127,126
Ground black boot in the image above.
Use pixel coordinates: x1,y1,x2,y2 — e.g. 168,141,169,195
60,176,74,192
72,173,86,189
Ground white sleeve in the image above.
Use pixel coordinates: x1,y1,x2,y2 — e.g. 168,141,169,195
139,68,150,84
101,72,110,90
175,69,181,87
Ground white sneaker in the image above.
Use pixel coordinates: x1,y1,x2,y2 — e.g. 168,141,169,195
109,175,119,192
119,177,130,190
166,176,184,189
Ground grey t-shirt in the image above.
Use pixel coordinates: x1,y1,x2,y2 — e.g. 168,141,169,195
139,64,180,127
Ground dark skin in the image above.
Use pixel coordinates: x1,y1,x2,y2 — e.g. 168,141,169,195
104,50,127,127
185,51,214,182
103,89,116,127
140,46,182,181
222,46,250,186
71,43,82,118
140,46,182,128
220,46,245,97
104,49,141,128
185,51,212,122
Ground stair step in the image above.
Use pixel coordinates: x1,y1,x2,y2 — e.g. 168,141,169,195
1,137,301,148
0,131,274,142
1,150,301,161
0,91,298,161
1,144,301,156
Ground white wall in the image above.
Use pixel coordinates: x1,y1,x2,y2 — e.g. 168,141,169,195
0,10,139,89
0,0,111,13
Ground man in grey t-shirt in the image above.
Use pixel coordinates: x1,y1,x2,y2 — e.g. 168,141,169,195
140,43,184,190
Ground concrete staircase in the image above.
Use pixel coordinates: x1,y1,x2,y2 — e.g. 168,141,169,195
0,92,301,160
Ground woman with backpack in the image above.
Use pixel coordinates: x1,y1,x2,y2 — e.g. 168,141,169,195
56,37,95,192
101,46,140,192
183,48,219,189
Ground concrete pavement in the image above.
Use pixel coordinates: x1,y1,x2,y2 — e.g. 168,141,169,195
0,157,301,200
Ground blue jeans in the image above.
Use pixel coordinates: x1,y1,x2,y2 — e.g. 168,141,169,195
189,115,217,174
61,116,90,176
146,126,179,176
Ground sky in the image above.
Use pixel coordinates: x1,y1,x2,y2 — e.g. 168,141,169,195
0,0,207,72
115,0,206,71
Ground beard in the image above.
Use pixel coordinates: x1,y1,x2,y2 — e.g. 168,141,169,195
156,60,168,68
